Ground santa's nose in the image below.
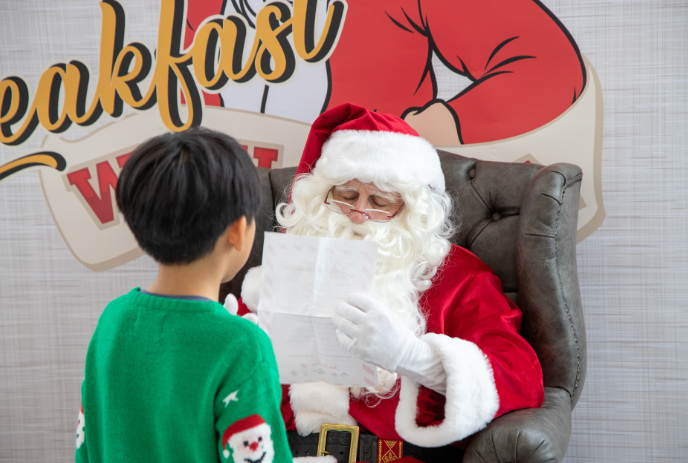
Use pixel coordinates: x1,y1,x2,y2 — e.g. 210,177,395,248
249,442,259,452
347,198,368,224
348,210,367,224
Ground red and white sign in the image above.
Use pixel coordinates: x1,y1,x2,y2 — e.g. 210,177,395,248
0,0,604,271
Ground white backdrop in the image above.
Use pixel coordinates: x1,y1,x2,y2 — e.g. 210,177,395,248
0,1,686,461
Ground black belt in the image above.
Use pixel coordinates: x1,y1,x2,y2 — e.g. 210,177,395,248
287,428,464,463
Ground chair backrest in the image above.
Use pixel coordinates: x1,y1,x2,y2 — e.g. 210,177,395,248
437,151,543,303
220,151,586,409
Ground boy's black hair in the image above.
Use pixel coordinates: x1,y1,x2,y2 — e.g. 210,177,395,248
116,127,260,265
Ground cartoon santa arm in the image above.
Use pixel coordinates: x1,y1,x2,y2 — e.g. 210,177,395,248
404,0,585,145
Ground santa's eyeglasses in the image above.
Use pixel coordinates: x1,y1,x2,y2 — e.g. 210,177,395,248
323,187,404,222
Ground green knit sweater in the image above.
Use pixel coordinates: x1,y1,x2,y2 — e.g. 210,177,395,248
76,288,292,463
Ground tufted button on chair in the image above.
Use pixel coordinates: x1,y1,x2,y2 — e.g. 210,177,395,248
220,151,587,463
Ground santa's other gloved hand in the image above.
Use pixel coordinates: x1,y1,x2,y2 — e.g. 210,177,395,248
224,293,259,325
333,293,448,394
223,294,239,315
332,293,425,373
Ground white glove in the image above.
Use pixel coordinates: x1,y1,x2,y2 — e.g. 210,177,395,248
333,293,447,394
224,293,259,325
332,294,423,372
223,294,239,315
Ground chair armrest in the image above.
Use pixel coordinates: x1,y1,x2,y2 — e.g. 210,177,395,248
463,387,572,463
517,163,587,408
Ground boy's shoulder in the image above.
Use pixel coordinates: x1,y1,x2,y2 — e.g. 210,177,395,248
98,289,274,361
215,310,274,358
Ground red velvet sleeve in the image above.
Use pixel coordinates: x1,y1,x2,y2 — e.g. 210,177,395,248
437,271,544,417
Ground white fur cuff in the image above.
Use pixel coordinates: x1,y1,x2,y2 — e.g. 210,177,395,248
395,333,499,447
240,266,262,312
290,383,356,436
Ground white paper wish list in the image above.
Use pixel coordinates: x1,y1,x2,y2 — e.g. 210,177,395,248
257,232,380,387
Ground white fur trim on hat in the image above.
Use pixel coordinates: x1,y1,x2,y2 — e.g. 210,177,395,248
316,130,445,192
241,266,262,313
395,333,499,447
290,382,356,436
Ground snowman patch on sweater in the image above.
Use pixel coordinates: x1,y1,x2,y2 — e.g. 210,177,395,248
76,405,85,449
222,414,275,463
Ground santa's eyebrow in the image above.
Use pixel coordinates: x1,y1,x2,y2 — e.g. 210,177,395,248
333,185,401,202
333,186,358,194
370,190,400,202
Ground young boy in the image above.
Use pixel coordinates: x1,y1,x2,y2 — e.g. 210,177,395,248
75,128,292,462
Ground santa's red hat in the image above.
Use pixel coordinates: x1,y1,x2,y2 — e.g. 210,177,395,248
295,103,445,193
221,414,267,458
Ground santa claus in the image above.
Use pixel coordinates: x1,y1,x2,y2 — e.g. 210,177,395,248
222,414,276,462
237,103,544,461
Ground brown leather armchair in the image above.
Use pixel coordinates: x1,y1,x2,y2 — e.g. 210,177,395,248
220,151,586,463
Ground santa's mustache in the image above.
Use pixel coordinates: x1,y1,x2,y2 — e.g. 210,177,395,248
323,211,412,260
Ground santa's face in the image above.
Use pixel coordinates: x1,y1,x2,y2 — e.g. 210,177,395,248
228,423,275,463
328,179,404,225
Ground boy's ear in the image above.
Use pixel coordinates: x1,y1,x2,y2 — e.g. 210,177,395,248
226,216,248,251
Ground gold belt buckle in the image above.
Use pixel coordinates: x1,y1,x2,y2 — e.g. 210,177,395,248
317,423,360,463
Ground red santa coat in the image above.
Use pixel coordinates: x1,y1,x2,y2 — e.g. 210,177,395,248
239,244,544,446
